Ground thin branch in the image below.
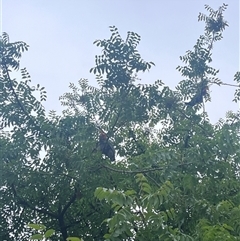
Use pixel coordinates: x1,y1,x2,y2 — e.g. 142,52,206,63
109,84,133,135
219,82,239,88
145,173,160,187
135,198,147,228
102,164,163,174
208,32,215,52
61,191,77,216
102,162,193,174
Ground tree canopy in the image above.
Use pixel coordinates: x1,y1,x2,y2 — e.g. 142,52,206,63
1,3,240,241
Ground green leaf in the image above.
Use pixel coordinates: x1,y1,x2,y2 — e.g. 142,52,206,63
141,182,152,194
125,190,136,196
28,224,46,230
66,237,82,241
222,223,234,231
44,229,55,238
30,234,44,240
103,233,111,239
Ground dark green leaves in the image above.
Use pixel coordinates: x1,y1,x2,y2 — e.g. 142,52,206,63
1,32,29,70
90,26,155,88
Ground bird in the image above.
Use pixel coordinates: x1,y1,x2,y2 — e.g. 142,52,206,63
98,132,115,162
185,85,208,106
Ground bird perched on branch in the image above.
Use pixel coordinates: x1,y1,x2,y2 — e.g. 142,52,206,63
185,85,208,107
98,132,115,162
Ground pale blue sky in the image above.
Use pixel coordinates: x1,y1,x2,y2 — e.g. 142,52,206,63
1,0,239,123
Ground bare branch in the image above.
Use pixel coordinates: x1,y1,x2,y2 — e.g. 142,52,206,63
102,162,193,174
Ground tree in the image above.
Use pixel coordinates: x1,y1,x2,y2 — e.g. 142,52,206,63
1,3,240,241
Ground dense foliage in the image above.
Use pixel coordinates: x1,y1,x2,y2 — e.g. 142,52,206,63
1,3,240,241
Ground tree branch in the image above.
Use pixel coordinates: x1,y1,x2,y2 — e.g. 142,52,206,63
220,82,240,87
145,173,161,187
101,162,193,174
60,191,77,216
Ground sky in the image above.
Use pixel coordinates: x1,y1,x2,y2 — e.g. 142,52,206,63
1,0,239,123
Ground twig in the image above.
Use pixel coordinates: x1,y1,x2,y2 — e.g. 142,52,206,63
219,82,239,88
145,173,160,187
61,191,77,216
